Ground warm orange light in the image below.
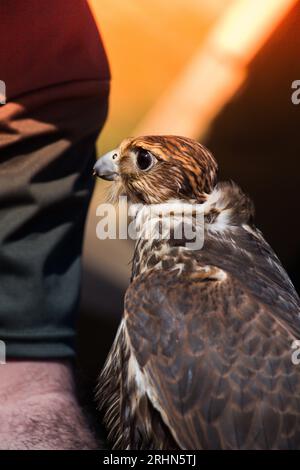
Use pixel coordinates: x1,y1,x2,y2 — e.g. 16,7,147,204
211,0,296,63
88,0,231,149
135,0,298,138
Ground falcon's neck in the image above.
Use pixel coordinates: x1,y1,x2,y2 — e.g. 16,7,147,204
130,181,255,280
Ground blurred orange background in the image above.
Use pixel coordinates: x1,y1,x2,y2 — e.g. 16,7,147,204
88,0,233,151
88,0,296,151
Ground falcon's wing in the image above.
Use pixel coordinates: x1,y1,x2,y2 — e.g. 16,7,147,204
125,264,300,449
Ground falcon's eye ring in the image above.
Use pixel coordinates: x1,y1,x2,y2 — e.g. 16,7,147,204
136,149,155,171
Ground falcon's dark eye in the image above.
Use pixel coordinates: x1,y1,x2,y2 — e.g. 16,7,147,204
136,149,155,171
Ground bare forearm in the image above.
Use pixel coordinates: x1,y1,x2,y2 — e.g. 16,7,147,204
0,361,98,450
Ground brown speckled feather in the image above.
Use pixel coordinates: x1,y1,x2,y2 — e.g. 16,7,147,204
125,264,300,449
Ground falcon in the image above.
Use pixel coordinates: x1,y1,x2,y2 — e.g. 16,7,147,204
94,135,300,449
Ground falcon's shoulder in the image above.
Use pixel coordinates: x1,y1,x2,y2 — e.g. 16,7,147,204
124,261,300,449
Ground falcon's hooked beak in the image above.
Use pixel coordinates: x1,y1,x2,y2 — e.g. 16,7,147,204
93,150,119,181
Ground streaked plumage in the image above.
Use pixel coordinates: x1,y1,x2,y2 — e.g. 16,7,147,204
94,135,300,449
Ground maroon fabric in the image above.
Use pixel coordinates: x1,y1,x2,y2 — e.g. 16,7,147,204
0,0,110,100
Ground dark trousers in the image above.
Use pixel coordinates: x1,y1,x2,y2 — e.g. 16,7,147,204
0,0,110,358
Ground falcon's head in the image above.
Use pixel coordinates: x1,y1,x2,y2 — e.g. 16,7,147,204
94,136,218,204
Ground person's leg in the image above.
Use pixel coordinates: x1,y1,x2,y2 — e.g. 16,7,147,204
0,0,110,449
